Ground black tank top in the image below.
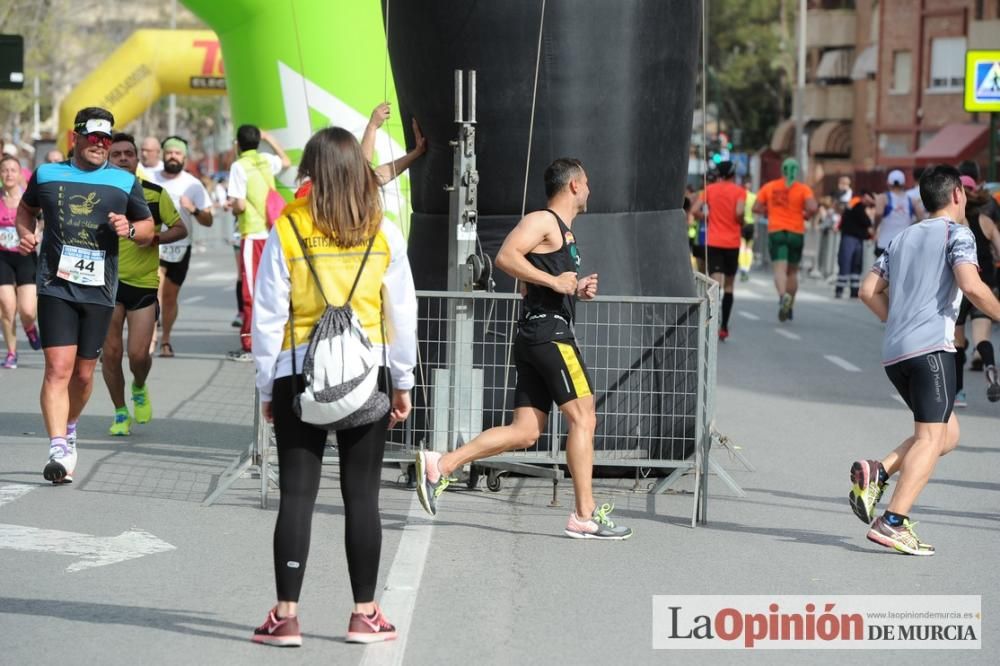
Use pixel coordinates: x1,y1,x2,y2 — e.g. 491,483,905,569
518,209,581,343
969,208,996,286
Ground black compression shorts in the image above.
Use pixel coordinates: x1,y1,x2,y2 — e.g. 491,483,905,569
885,351,956,423
159,246,192,286
37,294,114,359
0,251,36,286
513,336,593,413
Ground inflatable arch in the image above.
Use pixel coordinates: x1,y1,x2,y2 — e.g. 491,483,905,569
57,29,226,153
182,0,410,229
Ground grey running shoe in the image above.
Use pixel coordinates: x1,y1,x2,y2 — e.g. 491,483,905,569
565,503,633,540
848,459,886,524
227,349,254,363
415,450,452,516
986,365,1000,403
867,516,934,556
778,294,793,322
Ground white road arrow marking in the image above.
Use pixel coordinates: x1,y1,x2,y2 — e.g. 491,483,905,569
0,525,176,572
0,484,176,572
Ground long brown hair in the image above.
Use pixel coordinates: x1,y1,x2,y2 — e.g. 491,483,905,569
297,127,382,247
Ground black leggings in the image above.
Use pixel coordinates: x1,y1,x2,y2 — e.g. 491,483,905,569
271,374,388,604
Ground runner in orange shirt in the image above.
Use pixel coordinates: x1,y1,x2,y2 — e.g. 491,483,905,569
752,158,818,321
703,161,746,340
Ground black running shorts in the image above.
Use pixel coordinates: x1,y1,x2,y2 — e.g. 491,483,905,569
0,251,36,286
513,336,593,413
115,282,159,312
706,246,739,277
159,246,192,286
885,351,956,424
37,294,114,359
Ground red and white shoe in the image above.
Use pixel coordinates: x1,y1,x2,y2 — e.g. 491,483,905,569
346,605,397,644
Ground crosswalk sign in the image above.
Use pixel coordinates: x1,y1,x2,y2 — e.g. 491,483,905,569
965,50,1000,112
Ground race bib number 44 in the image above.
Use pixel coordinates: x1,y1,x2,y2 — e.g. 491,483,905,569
57,245,105,286
0,226,18,250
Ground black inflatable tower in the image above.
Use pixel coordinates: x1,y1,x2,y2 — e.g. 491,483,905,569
386,1,704,462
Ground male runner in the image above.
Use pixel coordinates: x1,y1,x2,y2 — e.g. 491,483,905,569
850,165,1000,555
152,136,212,358
415,158,632,540
752,158,817,321
873,170,916,258
15,107,154,484
227,125,290,362
104,133,187,436
703,160,746,340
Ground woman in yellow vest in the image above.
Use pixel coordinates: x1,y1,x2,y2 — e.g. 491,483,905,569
251,127,417,646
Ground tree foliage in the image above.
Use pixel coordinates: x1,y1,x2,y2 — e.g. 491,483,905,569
706,0,796,150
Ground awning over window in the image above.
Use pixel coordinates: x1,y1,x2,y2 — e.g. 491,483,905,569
810,120,852,157
817,48,853,81
851,44,876,80
770,118,795,153
913,123,989,164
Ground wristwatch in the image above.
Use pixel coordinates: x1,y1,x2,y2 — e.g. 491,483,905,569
127,222,136,240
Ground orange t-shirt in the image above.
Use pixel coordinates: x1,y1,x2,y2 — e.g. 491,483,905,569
757,179,814,234
704,180,746,249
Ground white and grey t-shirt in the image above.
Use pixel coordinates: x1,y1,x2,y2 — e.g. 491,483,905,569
872,216,978,366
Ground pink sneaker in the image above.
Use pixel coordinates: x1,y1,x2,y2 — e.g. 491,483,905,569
346,605,397,644
251,607,302,647
1,352,15,369
25,326,41,351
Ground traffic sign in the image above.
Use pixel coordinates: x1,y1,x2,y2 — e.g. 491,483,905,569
965,50,1000,112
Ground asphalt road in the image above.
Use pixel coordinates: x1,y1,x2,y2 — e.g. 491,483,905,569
0,248,996,665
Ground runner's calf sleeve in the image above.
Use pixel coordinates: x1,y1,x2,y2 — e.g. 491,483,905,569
955,344,967,392
722,292,734,329
976,340,996,369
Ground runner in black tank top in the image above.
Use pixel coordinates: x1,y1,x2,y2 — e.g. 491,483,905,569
413,158,632,539
519,208,580,344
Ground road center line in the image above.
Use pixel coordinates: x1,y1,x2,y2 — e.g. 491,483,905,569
738,311,760,321
181,295,205,305
825,354,862,372
774,328,801,340
360,494,434,666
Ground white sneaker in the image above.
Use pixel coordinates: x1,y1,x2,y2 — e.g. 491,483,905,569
43,440,77,484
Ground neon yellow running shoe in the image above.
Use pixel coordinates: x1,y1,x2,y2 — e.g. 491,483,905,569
109,409,131,436
132,383,152,424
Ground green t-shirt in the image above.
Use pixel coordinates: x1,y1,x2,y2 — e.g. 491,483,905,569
118,179,181,289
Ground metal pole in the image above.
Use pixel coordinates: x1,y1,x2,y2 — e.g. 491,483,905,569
990,113,997,182
168,0,177,136
794,0,806,178
31,76,40,141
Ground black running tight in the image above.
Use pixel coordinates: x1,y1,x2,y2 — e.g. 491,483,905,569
270,374,388,604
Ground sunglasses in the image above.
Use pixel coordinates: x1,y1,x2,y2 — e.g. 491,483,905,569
78,133,112,149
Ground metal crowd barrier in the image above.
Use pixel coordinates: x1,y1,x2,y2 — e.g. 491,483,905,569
384,278,721,526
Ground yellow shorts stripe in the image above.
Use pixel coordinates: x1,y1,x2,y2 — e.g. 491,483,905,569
554,341,592,399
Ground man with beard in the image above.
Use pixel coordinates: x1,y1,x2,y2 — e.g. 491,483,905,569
151,136,212,358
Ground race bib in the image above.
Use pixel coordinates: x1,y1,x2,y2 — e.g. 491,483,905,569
0,226,18,250
57,245,105,286
159,242,188,263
